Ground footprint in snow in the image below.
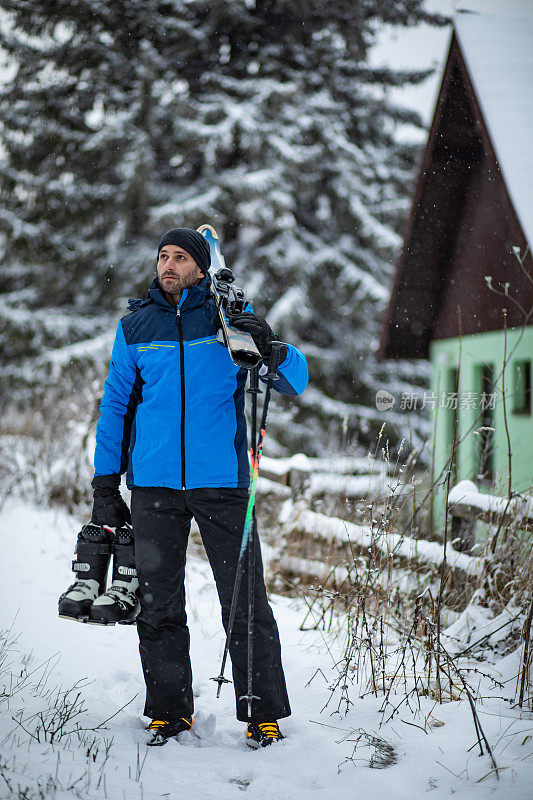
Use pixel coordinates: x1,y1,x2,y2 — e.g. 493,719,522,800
228,777,251,791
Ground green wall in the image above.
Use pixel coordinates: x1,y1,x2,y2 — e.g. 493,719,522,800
429,326,533,533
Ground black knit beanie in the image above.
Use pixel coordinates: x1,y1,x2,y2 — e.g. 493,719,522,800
157,228,211,274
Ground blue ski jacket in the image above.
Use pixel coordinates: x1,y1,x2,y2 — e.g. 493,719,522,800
94,276,308,490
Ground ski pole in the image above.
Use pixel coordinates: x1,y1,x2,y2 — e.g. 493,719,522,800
243,509,259,717
242,366,261,717
211,343,284,700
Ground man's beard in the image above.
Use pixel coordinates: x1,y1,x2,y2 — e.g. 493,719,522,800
159,268,201,295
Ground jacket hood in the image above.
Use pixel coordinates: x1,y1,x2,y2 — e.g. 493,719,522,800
127,297,152,312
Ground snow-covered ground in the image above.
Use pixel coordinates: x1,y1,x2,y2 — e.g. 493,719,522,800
0,501,532,799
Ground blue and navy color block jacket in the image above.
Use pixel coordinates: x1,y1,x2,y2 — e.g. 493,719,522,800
94,276,308,490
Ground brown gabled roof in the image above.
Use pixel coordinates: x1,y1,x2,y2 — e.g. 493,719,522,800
379,27,532,360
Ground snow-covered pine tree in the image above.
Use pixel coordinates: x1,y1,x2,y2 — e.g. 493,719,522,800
0,0,202,397
0,1,445,455
0,0,201,308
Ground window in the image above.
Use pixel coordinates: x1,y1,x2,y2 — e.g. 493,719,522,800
477,364,495,483
447,367,459,483
513,360,531,415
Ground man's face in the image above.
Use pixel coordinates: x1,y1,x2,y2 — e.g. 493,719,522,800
156,245,203,295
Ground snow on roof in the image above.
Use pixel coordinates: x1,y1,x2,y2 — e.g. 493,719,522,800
455,8,533,249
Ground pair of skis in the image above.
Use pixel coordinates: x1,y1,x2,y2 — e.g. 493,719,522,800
198,224,284,719
197,224,262,370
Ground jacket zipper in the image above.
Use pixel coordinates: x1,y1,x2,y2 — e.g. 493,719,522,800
177,308,186,490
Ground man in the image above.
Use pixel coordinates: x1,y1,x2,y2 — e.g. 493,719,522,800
59,227,308,748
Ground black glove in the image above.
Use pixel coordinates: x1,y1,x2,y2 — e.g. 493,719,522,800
91,475,131,527
228,312,286,362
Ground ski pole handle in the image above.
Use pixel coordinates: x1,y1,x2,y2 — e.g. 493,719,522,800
264,341,285,381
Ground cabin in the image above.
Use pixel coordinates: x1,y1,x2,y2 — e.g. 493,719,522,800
379,9,533,533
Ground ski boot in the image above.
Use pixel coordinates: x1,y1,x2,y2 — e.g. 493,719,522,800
88,524,140,625
246,721,285,748
58,523,112,622
146,717,194,747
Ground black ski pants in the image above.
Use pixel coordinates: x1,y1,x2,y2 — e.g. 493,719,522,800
131,486,291,723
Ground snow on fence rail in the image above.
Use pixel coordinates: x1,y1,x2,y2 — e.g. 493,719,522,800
260,453,386,479
258,459,481,607
278,501,482,578
448,480,533,529
259,453,394,500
